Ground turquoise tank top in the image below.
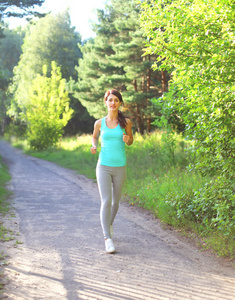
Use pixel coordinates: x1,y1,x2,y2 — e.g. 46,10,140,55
99,117,126,167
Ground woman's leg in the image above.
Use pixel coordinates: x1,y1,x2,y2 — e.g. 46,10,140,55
96,164,112,239
111,166,126,225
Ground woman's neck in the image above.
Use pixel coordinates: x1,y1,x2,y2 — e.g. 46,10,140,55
107,111,118,121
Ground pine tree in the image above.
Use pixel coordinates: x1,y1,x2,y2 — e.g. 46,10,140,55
74,5,122,120
74,0,168,133
0,0,44,19
110,0,164,133
0,0,46,37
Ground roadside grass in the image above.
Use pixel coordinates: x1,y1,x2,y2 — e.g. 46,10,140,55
0,157,12,240
15,136,98,180
0,156,14,294
11,132,235,259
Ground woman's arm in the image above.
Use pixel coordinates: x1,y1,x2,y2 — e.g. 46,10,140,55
90,119,101,154
123,118,133,146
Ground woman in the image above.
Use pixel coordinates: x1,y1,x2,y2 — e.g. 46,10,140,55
90,89,133,253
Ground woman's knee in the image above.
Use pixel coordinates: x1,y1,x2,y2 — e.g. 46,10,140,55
101,198,112,209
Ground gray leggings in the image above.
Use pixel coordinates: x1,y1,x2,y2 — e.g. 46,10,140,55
96,163,126,239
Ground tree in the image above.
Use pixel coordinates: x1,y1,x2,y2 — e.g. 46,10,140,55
0,0,45,19
75,0,168,133
0,26,24,134
74,6,122,121
0,69,10,135
141,0,235,176
141,0,235,233
0,0,45,37
26,62,73,150
0,27,24,76
0,0,45,134
12,10,81,84
109,0,167,133
9,10,85,134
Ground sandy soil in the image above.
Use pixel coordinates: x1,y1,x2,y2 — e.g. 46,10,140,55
0,140,234,300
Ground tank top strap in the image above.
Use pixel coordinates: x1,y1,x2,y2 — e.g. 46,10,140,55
101,117,106,131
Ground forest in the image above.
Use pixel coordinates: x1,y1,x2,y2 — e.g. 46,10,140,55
0,0,234,258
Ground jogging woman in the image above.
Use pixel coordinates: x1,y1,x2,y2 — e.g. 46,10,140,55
90,89,133,253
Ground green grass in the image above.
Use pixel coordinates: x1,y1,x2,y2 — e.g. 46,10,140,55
0,158,11,216
0,225,14,242
0,156,14,244
27,136,98,180
0,156,14,294
11,132,235,259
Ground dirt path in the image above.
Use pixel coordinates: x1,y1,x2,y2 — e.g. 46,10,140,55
0,140,234,300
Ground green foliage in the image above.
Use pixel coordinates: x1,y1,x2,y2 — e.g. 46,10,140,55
0,27,24,135
140,0,235,251
0,0,45,19
151,94,185,133
0,27,24,77
74,0,166,133
26,62,73,150
0,156,11,215
0,0,45,43
4,121,27,139
141,0,235,179
6,10,93,136
9,10,82,120
0,224,14,242
0,155,14,244
163,176,234,235
125,133,234,258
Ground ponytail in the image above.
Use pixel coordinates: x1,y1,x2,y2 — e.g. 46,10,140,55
118,110,127,129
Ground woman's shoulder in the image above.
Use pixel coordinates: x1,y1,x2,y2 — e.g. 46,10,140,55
94,118,103,129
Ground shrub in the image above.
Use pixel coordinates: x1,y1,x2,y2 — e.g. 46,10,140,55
26,62,73,150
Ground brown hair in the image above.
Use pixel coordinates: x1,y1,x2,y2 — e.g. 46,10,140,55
104,89,127,129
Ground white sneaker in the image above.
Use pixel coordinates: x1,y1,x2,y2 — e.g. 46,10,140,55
105,238,116,253
110,224,113,238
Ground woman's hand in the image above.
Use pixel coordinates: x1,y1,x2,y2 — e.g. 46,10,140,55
90,146,97,154
91,120,100,154
123,133,131,144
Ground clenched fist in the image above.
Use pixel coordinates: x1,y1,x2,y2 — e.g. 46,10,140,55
90,146,97,154
123,133,131,144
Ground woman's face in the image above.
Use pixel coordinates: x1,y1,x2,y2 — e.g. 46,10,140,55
105,94,122,111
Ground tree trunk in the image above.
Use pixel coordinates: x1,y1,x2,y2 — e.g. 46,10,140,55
146,55,151,132
147,55,151,92
147,118,151,133
136,106,144,134
161,70,167,92
0,93,5,136
133,79,137,92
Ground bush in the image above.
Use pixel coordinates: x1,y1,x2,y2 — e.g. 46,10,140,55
26,62,73,150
